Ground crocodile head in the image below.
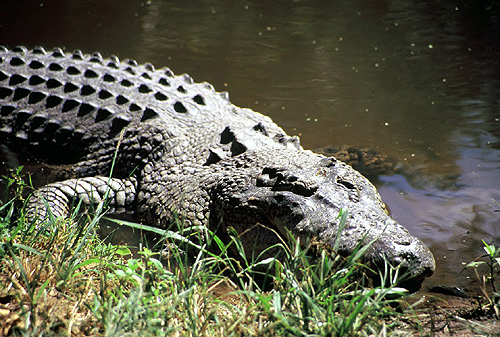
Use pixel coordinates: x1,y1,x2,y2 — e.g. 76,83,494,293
213,152,435,291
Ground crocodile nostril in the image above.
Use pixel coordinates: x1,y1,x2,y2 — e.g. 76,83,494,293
291,183,317,197
337,179,356,190
393,235,412,246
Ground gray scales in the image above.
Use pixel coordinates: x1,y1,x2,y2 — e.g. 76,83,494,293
0,46,435,290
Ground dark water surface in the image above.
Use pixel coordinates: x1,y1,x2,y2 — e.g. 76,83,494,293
1,0,500,289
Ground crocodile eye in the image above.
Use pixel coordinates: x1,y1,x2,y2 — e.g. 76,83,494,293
257,167,318,197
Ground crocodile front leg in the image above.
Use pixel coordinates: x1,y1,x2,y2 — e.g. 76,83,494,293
25,176,137,223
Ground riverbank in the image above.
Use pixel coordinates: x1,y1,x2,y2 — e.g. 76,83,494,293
1,200,498,336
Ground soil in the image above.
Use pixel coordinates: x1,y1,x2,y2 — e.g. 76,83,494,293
407,290,500,336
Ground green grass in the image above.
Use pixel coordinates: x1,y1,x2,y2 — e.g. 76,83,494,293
0,169,419,336
466,240,500,318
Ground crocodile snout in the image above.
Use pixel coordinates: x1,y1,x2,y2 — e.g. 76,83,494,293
332,217,436,292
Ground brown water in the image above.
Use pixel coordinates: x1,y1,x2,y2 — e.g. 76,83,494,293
1,0,500,289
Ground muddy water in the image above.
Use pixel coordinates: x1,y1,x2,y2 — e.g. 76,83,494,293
1,0,500,290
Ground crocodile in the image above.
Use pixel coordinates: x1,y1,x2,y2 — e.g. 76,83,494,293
315,145,400,180
0,46,435,290
316,145,461,190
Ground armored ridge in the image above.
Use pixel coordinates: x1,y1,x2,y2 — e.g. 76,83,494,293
0,46,435,290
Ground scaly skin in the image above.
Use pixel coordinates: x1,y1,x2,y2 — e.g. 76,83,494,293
0,46,435,290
